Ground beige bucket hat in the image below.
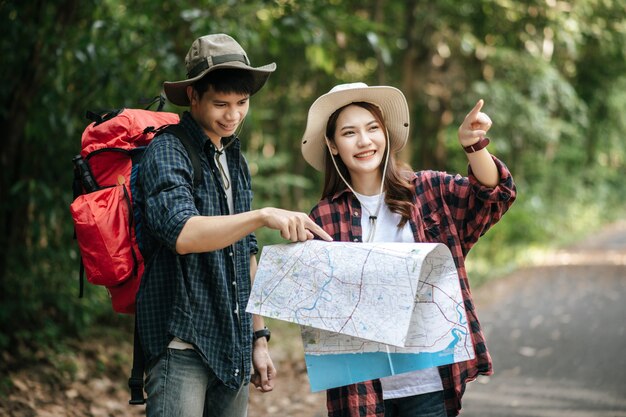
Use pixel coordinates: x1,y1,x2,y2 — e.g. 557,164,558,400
163,33,277,106
301,83,410,172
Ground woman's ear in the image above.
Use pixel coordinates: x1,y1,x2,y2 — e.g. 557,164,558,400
326,137,339,155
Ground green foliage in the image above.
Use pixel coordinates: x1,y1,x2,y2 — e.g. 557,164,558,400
468,165,626,287
1,0,625,355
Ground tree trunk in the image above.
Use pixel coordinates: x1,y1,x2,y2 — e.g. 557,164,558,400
399,0,419,166
0,0,81,297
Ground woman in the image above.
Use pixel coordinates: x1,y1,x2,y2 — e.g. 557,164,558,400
300,83,516,417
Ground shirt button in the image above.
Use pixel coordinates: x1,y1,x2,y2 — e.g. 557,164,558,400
229,252,234,257
234,368,240,376
354,211,359,217
232,281,237,286
353,238,359,242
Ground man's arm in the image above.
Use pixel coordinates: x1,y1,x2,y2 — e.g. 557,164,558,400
249,254,276,392
176,207,332,254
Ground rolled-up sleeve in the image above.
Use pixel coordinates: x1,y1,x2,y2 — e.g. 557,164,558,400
425,155,516,253
459,156,516,249
467,156,516,203
141,136,198,251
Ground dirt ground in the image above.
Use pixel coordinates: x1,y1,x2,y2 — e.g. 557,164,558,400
2,221,625,417
0,334,148,417
0,317,326,417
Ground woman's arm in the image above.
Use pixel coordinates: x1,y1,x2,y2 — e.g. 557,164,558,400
458,99,499,188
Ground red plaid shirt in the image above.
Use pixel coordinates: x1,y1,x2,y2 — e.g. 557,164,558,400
310,157,516,417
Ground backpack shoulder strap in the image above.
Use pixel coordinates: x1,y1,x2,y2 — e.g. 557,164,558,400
160,124,203,187
126,123,203,406
128,317,146,405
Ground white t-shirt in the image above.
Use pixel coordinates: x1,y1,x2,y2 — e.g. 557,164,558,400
216,151,234,214
354,192,444,400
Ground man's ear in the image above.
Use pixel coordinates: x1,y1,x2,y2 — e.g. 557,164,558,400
186,86,195,105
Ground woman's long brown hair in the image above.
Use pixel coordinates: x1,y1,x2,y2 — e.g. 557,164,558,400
322,102,415,227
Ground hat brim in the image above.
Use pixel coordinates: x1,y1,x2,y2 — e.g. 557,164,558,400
301,86,410,172
163,61,277,106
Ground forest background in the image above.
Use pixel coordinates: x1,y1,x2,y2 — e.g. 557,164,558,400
0,0,625,401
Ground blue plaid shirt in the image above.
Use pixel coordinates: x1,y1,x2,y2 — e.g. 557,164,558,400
136,112,258,390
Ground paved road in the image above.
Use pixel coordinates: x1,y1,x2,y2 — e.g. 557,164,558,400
249,223,626,417
461,223,626,417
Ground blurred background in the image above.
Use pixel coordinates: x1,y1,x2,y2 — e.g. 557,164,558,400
1,0,625,415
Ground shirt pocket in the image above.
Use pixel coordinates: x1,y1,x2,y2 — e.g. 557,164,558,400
194,183,221,216
421,210,444,243
235,189,253,213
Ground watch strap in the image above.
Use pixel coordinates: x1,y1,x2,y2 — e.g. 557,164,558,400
253,327,271,342
463,137,490,153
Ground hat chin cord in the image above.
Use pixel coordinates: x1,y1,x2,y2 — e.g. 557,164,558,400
325,128,391,243
216,116,246,154
212,117,246,191
234,117,245,140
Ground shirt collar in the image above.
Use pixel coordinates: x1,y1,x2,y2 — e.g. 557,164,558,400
330,186,354,202
329,171,418,202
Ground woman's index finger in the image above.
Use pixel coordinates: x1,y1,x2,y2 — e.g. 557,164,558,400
468,99,484,118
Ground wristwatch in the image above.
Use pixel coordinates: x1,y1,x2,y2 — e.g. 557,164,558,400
253,327,271,342
463,137,490,153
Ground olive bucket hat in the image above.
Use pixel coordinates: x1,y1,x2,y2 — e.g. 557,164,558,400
163,33,277,106
301,83,410,172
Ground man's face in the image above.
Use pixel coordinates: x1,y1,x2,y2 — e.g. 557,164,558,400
188,85,250,146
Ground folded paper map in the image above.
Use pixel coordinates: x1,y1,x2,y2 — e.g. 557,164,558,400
246,240,474,391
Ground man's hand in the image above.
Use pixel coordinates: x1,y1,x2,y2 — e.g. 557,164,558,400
260,207,332,242
251,338,276,392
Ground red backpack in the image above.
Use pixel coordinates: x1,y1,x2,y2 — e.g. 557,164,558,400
70,98,202,405
70,99,201,314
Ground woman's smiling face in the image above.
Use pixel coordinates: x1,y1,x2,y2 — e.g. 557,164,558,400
328,104,387,184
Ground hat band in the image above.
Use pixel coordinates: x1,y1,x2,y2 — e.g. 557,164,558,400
187,54,250,78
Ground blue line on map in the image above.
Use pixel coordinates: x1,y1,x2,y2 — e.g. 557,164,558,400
294,248,334,323
455,302,467,326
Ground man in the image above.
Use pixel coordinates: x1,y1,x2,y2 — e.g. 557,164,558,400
137,33,331,417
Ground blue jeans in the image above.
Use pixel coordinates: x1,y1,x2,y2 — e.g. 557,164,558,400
383,390,447,417
145,348,249,417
